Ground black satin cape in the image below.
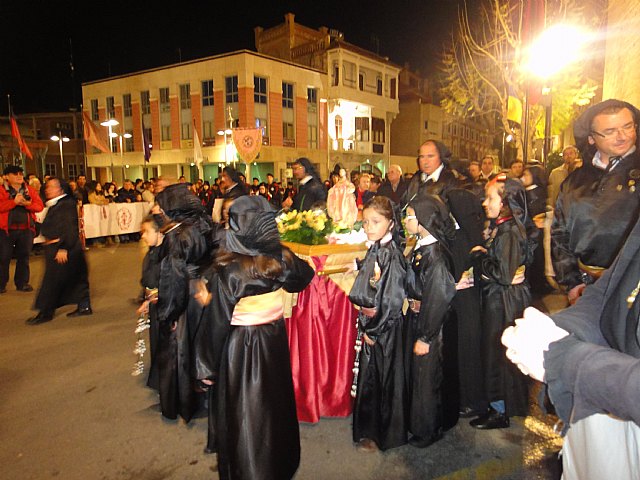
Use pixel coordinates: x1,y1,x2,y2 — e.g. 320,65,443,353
35,195,90,313
348,239,408,450
197,247,313,480
405,241,456,442
474,219,531,417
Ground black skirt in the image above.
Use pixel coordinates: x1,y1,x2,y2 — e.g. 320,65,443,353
216,318,300,480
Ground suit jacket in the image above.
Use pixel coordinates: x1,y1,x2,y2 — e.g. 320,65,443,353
545,214,640,430
292,177,327,211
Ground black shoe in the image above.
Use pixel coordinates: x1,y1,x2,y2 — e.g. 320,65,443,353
67,307,93,317
408,431,443,448
469,409,510,430
459,406,486,418
26,312,54,325
16,284,34,292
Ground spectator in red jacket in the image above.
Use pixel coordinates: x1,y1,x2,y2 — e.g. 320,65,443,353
0,165,44,293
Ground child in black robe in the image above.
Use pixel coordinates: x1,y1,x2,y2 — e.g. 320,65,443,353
469,174,534,429
348,196,408,452
404,194,457,447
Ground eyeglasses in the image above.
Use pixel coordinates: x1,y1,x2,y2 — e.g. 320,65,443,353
591,122,636,139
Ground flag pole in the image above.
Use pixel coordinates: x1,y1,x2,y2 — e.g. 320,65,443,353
7,95,14,164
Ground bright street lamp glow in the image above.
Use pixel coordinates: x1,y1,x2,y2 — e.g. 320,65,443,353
123,133,132,139
526,24,588,79
100,119,119,127
50,135,70,142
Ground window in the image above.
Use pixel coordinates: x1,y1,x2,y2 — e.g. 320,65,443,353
180,84,191,110
45,163,56,177
282,82,294,108
181,122,192,140
376,77,382,96
141,91,150,114
202,80,214,106
372,117,385,143
390,78,397,99
424,121,429,130
283,122,295,146
335,115,343,139
123,94,132,117
307,88,317,107
308,125,318,149
225,76,238,103
332,62,339,86
68,164,84,179
106,96,115,118
160,87,170,113
90,99,99,121
254,76,267,104
355,117,370,142
359,73,364,91
161,125,171,141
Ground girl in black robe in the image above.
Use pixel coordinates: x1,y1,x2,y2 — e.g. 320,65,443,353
348,196,408,452
469,175,533,429
404,194,457,448
195,195,314,480
154,183,216,422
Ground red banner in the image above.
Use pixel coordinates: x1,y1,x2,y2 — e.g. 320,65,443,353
82,111,110,153
232,127,262,164
10,117,33,159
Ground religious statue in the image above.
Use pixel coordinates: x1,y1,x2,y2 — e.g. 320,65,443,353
327,168,358,230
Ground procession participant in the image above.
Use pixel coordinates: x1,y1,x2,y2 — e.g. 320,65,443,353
283,157,326,211
349,196,408,452
0,165,44,293
404,194,457,448
552,99,640,305
194,195,314,480
404,140,459,204
469,175,534,429
27,177,92,325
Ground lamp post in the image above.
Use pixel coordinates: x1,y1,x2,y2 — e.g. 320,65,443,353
216,128,233,166
113,132,133,179
50,132,70,179
525,24,588,167
100,119,119,181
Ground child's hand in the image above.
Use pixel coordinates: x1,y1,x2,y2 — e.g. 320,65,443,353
470,245,487,254
363,333,375,346
136,301,149,315
414,340,430,356
193,279,212,306
361,307,377,317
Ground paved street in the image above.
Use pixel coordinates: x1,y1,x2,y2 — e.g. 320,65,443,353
1,243,565,479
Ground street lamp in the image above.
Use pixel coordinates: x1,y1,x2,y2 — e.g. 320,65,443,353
100,119,119,181
50,132,70,179
217,128,233,166
524,24,588,166
112,132,133,179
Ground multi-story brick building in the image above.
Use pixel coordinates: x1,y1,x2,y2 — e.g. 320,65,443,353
82,13,400,184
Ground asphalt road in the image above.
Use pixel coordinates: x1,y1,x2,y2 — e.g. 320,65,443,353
1,243,566,479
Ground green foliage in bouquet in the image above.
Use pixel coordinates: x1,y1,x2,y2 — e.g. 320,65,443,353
277,210,333,245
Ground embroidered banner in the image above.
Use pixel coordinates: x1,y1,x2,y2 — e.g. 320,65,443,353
232,127,262,163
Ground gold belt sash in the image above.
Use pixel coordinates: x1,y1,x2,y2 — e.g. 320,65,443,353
578,259,606,279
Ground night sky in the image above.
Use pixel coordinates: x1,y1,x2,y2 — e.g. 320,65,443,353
1,0,474,114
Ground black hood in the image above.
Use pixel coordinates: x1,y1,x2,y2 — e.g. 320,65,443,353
155,183,205,221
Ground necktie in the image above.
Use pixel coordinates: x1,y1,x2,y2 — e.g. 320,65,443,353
421,172,429,183
606,156,622,173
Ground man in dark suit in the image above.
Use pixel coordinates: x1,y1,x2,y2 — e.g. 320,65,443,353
283,157,327,211
404,140,460,205
221,166,248,200
27,177,92,325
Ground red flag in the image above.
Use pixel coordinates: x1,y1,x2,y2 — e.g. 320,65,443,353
10,117,33,160
82,111,110,153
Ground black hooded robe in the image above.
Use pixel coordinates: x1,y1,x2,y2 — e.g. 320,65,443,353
474,218,531,417
348,238,408,450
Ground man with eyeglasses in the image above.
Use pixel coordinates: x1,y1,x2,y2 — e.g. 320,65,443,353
551,99,640,305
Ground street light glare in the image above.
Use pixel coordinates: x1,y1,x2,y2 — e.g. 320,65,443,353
100,119,119,127
51,135,60,141
527,24,588,79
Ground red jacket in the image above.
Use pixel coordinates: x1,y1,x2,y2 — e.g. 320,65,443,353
0,182,44,234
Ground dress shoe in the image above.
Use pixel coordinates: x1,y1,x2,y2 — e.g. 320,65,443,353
469,409,510,430
409,431,443,448
67,307,93,317
16,284,34,292
459,406,486,418
26,312,54,325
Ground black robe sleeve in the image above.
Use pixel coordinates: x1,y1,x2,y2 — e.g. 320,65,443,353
475,222,524,286
414,246,456,344
551,187,583,290
349,241,407,338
